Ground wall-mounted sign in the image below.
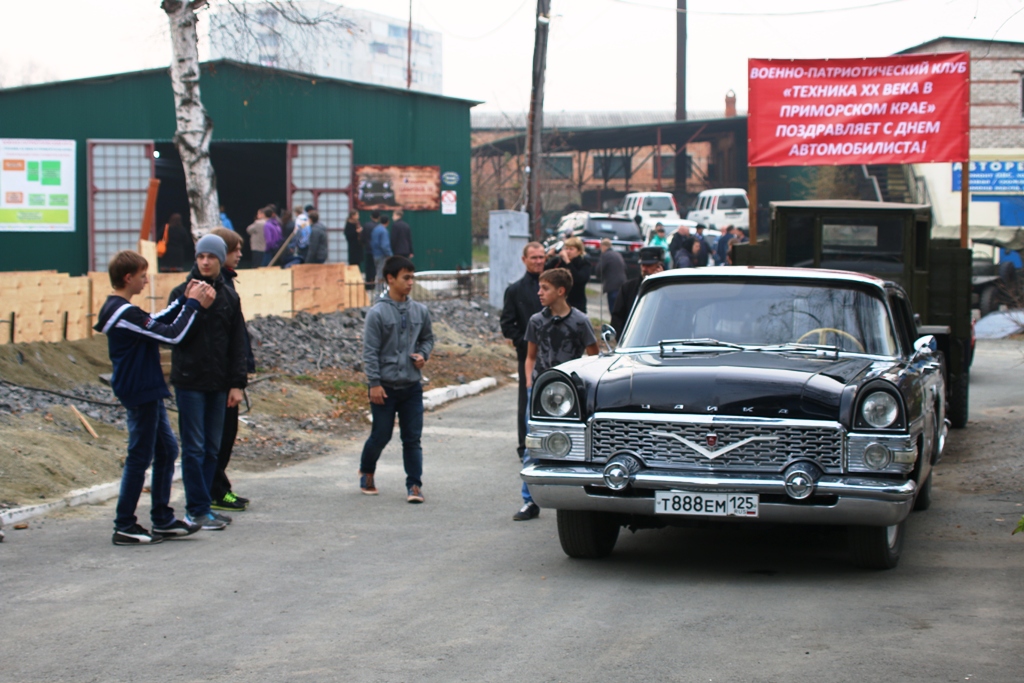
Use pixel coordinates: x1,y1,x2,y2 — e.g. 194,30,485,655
355,165,440,211
0,138,76,232
441,190,457,215
442,171,461,186
952,161,1024,192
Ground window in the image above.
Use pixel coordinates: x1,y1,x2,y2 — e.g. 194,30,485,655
594,155,631,180
718,194,748,210
653,157,676,179
388,24,406,40
371,42,390,54
642,196,674,211
543,155,573,179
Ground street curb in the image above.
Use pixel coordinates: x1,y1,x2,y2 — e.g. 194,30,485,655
0,377,500,528
422,377,498,411
0,463,182,528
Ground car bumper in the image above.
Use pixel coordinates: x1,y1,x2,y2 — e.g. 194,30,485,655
520,464,915,527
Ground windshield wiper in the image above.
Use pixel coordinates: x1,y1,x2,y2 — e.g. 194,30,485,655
659,338,746,356
757,342,843,357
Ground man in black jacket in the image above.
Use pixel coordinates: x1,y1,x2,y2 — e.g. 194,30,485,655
168,234,249,531
611,246,664,339
390,208,414,259
500,242,546,459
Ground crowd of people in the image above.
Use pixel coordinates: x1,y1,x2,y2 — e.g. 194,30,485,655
156,204,332,273
344,208,415,293
648,221,748,270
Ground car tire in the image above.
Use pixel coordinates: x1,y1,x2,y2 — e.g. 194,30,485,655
849,521,905,570
948,370,969,429
556,510,620,559
979,285,997,317
913,471,933,512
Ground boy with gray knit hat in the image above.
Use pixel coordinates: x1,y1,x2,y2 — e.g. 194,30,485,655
167,234,249,531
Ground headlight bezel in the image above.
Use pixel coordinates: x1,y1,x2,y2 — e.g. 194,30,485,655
854,382,905,431
531,371,582,420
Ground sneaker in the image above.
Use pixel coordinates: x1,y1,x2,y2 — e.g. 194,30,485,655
406,485,425,504
112,524,164,545
212,492,247,511
513,501,540,521
211,511,233,525
232,493,250,506
359,472,379,495
188,513,228,531
152,518,202,539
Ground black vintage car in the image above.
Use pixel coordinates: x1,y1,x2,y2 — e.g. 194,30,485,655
521,267,946,569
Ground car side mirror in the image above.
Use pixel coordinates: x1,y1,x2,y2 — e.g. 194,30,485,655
913,334,937,356
601,323,617,354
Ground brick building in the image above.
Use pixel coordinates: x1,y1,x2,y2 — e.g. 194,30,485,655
899,37,1024,232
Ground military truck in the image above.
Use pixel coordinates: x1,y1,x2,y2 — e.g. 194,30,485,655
734,200,972,428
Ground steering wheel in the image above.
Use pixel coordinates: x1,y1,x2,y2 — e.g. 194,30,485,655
796,327,865,353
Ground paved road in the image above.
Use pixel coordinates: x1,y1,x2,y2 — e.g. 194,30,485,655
3,344,1023,682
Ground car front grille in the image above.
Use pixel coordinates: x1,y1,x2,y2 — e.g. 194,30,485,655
590,417,844,473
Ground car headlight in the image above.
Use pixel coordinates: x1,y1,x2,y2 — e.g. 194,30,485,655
545,432,572,458
539,380,576,417
861,391,899,428
863,442,892,470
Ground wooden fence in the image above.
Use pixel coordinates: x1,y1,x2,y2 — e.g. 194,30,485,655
0,262,368,345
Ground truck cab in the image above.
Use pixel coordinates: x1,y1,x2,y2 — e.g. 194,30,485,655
733,200,973,427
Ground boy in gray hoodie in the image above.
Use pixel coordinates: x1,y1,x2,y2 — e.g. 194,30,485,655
359,255,435,503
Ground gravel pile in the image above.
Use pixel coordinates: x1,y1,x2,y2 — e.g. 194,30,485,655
0,380,125,426
247,299,503,376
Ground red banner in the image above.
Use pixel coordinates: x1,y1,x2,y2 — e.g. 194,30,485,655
748,52,970,167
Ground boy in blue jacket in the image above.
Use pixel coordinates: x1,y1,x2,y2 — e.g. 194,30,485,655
94,250,215,545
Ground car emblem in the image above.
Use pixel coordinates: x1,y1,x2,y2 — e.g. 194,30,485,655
706,432,718,448
650,430,779,461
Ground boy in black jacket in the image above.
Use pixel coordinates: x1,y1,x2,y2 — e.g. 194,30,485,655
95,250,215,545
168,234,249,531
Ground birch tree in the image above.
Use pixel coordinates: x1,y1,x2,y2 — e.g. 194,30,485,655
159,0,355,241
161,0,218,241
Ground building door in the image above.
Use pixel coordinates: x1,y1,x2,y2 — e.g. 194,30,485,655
286,140,353,264
87,140,155,272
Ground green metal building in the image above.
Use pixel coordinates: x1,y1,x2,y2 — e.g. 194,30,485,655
0,60,476,274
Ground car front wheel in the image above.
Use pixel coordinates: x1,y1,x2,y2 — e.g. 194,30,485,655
556,510,620,559
849,521,905,570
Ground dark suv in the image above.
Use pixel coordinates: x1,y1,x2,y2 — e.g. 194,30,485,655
547,212,644,280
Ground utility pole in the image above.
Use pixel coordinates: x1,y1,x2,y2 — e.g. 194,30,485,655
674,0,688,196
525,0,551,240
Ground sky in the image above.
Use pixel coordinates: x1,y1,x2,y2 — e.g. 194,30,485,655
1,0,1024,115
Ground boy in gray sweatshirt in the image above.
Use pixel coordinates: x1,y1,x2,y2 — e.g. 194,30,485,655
359,255,435,503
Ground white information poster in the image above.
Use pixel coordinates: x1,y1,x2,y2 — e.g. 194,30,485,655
0,138,76,232
441,190,457,215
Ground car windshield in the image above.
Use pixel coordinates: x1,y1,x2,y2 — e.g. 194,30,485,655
619,279,897,355
642,196,674,211
717,194,748,210
584,219,642,241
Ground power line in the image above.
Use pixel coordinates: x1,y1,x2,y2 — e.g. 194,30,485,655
610,0,914,17
417,0,529,41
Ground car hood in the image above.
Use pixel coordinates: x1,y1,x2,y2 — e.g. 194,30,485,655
584,351,878,421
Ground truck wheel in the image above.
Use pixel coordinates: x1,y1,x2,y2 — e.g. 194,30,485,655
913,472,933,512
556,510,620,559
979,285,997,317
948,371,969,429
849,521,904,570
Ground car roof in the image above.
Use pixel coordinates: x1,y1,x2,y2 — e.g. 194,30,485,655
643,265,888,289
627,192,674,197
771,199,930,211
697,188,748,197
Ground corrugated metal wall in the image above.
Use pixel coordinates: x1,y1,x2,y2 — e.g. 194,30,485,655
0,61,474,274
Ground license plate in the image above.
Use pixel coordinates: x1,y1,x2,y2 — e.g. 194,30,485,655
654,490,759,517
614,245,628,252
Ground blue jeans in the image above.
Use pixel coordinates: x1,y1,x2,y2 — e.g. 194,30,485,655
175,388,226,519
359,383,424,488
115,400,178,530
606,290,619,314
522,387,534,504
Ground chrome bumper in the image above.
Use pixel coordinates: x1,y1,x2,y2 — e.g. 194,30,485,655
521,464,916,527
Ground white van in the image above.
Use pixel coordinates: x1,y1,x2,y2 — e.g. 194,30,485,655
686,188,749,231
613,191,692,240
